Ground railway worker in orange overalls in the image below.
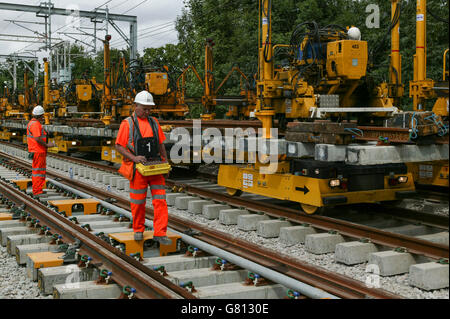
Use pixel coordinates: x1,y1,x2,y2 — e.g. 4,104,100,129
27,105,55,195
115,91,172,244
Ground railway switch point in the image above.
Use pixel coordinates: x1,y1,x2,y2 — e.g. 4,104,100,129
108,231,181,257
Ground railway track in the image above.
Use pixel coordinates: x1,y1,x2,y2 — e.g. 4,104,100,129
0,142,448,298
0,147,400,299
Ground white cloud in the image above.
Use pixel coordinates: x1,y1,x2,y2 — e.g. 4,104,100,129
0,0,185,61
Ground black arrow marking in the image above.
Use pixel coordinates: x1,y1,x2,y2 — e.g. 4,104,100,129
295,185,309,195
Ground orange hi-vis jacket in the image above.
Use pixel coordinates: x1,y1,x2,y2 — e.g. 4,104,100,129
116,113,166,180
27,118,47,153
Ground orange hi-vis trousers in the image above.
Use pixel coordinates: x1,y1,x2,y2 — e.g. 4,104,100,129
129,172,168,235
32,152,46,195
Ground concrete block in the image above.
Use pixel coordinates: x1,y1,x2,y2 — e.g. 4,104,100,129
102,174,116,185
90,227,132,235
305,233,345,254
16,243,60,265
7,233,49,255
416,232,449,246
78,168,86,177
237,214,270,231
53,281,121,299
175,196,197,210
219,209,248,225
187,200,214,214
110,177,121,188
286,141,315,158
368,251,416,276
334,241,378,265
38,265,99,295
409,262,449,291
89,170,97,180
257,220,292,238
315,144,347,162
202,204,231,220
346,144,449,165
95,172,105,183
166,193,184,206
116,179,128,190
279,226,317,245
0,220,25,229
239,137,286,155
143,255,217,272
0,227,40,246
196,282,286,299
82,221,129,230
168,268,247,287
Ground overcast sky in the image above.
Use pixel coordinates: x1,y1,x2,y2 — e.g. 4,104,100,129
0,0,185,61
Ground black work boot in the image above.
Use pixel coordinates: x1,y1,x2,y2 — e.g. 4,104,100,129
153,236,172,245
134,232,143,241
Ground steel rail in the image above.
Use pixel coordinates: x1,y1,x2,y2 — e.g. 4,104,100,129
1,145,447,259
166,181,449,261
0,152,403,299
0,179,195,299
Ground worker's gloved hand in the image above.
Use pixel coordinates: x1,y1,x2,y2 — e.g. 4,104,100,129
133,156,147,164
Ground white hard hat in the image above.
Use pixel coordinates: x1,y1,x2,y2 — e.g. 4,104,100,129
134,91,155,106
32,105,45,116
347,27,361,40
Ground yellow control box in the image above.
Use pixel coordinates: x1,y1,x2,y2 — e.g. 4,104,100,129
136,163,171,176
